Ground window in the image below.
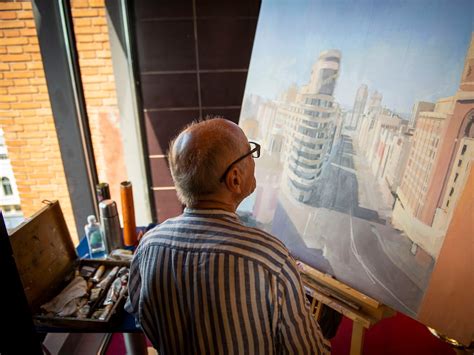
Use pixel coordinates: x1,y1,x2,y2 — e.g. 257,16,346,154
1,177,13,196
449,188,454,197
324,56,340,63
290,159,319,170
454,173,459,183
461,144,467,155
292,168,317,180
458,159,462,167
303,119,319,128
298,126,318,138
294,137,316,149
295,150,321,161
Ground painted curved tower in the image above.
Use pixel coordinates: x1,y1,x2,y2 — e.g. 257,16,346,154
286,50,341,202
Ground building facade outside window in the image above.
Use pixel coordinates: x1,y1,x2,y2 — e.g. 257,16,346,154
2,177,13,196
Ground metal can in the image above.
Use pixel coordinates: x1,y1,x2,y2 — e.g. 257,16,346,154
99,199,123,253
96,182,110,203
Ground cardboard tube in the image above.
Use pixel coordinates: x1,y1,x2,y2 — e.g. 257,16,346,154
120,181,137,246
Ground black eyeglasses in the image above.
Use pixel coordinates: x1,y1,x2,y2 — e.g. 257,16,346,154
219,141,260,182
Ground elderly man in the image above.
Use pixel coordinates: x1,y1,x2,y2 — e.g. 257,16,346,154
126,118,330,354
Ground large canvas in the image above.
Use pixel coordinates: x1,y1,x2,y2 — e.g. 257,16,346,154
238,0,474,319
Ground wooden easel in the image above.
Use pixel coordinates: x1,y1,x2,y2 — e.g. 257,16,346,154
298,261,395,355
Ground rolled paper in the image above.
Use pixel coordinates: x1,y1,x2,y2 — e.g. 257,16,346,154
120,181,137,246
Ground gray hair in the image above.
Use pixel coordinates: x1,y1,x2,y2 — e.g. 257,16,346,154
168,118,244,206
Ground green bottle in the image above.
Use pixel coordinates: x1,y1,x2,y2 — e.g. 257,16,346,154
85,215,105,258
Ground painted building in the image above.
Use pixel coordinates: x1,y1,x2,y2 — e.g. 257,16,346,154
356,90,382,137
241,94,265,120
332,104,344,144
367,124,412,208
279,83,298,103
349,84,368,129
419,34,474,227
433,136,474,232
393,35,474,257
382,128,414,199
256,101,278,151
281,49,341,202
369,114,406,176
366,90,383,114
410,101,436,128
240,117,259,140
357,107,403,164
392,97,454,255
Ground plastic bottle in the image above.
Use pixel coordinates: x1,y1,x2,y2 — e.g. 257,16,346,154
85,215,106,258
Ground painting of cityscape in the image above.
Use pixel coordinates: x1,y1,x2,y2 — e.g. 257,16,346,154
237,0,474,318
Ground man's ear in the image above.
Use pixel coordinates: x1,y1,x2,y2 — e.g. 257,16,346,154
225,167,242,194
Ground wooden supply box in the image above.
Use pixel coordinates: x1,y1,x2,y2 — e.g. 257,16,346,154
9,201,130,331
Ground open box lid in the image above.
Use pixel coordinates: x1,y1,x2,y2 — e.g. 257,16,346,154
9,201,78,311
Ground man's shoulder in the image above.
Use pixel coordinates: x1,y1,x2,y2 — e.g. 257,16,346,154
136,213,292,273
150,212,285,247
195,213,290,256
222,219,293,271
144,214,184,234
134,216,182,252
241,224,289,253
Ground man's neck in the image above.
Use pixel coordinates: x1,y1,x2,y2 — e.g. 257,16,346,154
189,199,237,213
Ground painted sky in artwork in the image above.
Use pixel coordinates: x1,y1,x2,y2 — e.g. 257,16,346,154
245,0,473,115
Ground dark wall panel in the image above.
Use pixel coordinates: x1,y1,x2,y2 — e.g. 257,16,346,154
144,110,200,156
201,108,241,124
195,0,260,17
153,190,184,222
141,74,199,109
133,0,260,222
200,72,248,107
135,0,193,19
136,20,195,72
197,19,257,70
150,158,174,187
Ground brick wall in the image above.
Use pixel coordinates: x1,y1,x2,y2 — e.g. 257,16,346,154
0,1,77,240
0,0,124,243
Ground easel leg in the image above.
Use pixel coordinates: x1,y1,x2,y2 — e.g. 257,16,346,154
314,302,323,320
309,297,324,320
350,322,366,355
310,297,317,313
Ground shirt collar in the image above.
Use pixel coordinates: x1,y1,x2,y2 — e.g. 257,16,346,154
183,207,240,221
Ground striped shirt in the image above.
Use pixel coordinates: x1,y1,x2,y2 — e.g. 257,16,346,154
125,208,330,354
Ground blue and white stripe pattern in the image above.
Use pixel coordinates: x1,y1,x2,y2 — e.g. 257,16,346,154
125,208,330,354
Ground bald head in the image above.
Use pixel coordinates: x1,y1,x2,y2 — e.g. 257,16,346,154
169,118,250,206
